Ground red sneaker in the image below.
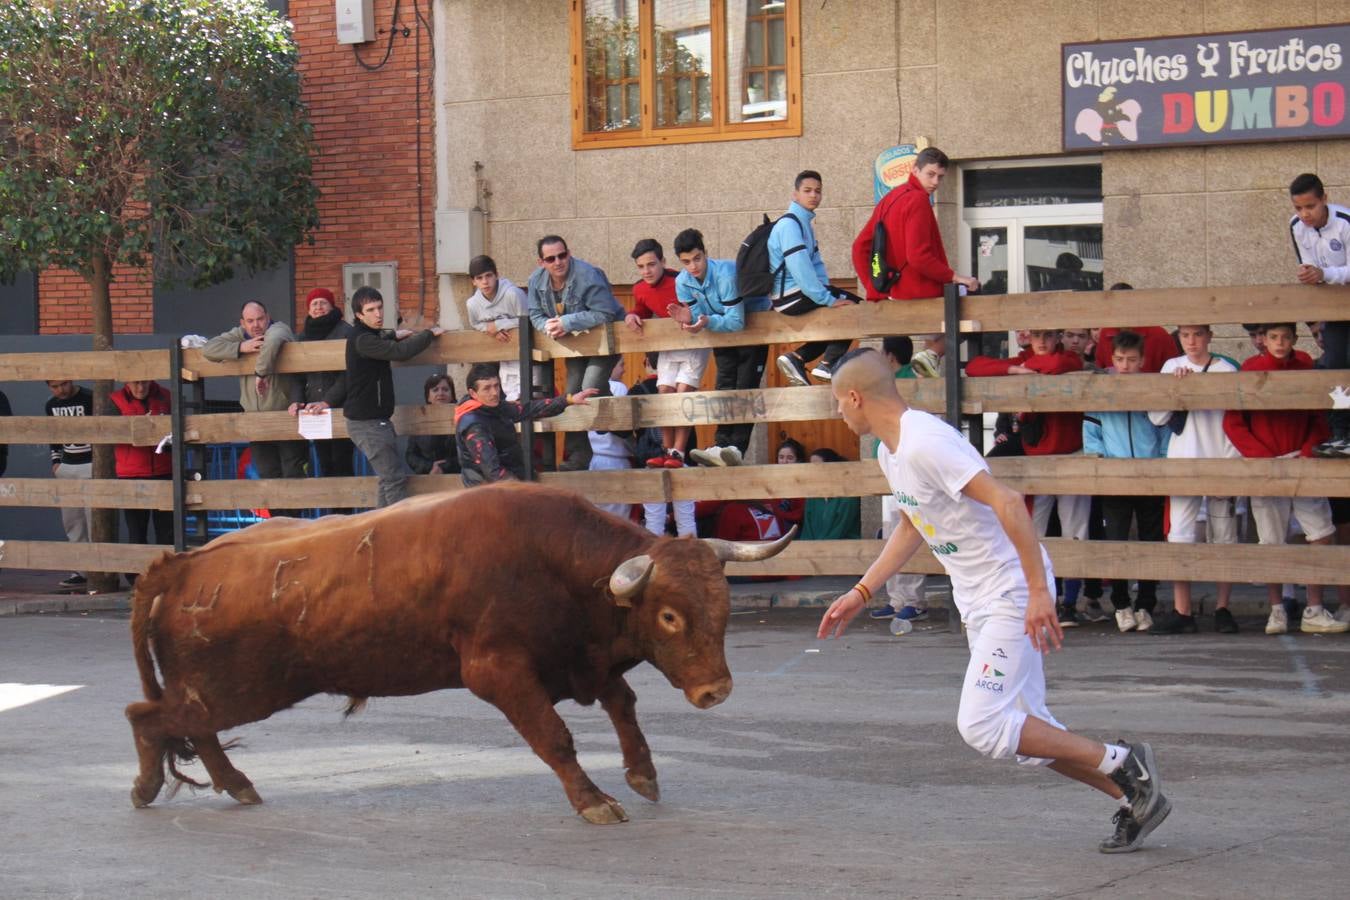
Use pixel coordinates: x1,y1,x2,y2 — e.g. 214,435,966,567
645,455,669,468
662,455,684,469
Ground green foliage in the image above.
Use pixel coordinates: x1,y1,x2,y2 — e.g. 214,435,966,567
0,0,319,288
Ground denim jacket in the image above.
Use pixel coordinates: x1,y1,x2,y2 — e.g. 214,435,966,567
526,257,624,334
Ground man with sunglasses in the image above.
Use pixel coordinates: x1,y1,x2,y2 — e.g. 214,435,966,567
526,235,625,471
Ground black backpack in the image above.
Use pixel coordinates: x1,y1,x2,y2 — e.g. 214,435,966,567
736,212,802,300
868,190,905,293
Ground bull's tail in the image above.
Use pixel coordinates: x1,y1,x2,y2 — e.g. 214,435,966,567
162,737,244,798
130,585,164,703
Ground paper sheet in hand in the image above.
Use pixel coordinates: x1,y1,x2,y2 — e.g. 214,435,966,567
298,409,333,440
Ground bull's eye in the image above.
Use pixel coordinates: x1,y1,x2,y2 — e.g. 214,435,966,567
658,608,684,634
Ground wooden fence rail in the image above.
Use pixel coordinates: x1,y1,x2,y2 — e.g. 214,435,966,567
2,282,1347,581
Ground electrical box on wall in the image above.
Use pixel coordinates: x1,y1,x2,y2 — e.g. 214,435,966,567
435,209,485,275
335,0,374,45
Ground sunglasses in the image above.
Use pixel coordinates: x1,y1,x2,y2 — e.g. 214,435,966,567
541,250,569,264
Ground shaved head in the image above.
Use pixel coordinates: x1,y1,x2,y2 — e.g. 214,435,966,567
832,348,899,398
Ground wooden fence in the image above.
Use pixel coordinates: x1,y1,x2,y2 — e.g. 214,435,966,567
2,282,1348,586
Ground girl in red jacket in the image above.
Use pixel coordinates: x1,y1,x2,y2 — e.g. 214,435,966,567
111,381,174,569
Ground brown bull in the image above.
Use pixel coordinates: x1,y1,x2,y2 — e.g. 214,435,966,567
125,482,792,823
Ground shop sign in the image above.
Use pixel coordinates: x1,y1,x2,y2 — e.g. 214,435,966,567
1062,24,1348,150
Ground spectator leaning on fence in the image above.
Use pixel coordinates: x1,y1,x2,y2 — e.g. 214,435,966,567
625,237,707,469
1222,323,1347,636
466,255,529,402
44,378,94,589
290,288,356,489
203,300,307,517
1083,331,1171,634
1289,172,1350,458
967,328,1088,627
526,235,624,471
405,373,460,477
313,286,442,509
110,379,174,584
770,170,858,387
671,227,767,466
1145,324,1242,636
1093,284,1179,373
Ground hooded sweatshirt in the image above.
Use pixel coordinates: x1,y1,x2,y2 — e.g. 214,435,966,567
965,346,1085,455
1222,349,1329,458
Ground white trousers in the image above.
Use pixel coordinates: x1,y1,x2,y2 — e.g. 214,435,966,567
643,500,697,537
589,454,631,520
1031,493,1089,541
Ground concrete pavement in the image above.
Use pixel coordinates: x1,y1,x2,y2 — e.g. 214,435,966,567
2,606,1348,899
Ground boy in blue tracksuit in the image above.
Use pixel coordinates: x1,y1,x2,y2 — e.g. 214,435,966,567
768,170,856,386
1083,330,1171,634
672,227,769,464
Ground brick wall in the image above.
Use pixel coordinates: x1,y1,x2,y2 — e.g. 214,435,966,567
38,0,437,334
288,0,438,328
39,265,154,335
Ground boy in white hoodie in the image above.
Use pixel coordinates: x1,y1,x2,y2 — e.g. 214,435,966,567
466,255,528,401
1148,324,1241,635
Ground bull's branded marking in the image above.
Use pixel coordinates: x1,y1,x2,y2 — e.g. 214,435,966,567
1063,25,1350,150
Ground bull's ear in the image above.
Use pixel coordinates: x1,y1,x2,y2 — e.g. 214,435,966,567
609,554,655,608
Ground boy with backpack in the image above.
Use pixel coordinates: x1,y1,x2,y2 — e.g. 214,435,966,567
764,170,859,386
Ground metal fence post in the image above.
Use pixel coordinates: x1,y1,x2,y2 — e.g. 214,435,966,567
942,283,962,430
518,314,536,480
169,342,187,552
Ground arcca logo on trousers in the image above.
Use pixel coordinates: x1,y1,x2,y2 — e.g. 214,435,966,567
975,663,1005,693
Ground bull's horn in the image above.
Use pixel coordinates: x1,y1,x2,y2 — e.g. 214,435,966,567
704,525,797,563
609,554,655,605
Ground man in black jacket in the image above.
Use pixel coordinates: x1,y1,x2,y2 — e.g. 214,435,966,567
307,286,442,508
455,362,597,487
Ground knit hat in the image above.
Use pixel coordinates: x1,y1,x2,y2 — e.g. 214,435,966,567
468,255,497,279
305,287,336,305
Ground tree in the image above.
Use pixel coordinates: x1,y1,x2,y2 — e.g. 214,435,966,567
0,0,319,580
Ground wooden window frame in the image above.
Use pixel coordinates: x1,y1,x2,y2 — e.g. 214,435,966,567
570,0,802,150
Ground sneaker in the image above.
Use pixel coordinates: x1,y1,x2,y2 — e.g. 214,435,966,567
645,455,669,469
662,450,685,469
1108,741,1169,836
1312,438,1349,458
688,447,727,467
1099,799,1172,854
868,606,898,620
1134,609,1154,632
1082,600,1109,623
896,605,929,622
810,363,833,381
1214,607,1240,634
1265,605,1288,635
1115,608,1138,633
776,353,810,387
1149,610,1197,635
1335,606,1350,625
719,446,743,466
1301,606,1350,634
1058,606,1081,628
58,573,86,588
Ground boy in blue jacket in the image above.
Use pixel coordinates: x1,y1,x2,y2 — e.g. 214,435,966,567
1083,330,1170,633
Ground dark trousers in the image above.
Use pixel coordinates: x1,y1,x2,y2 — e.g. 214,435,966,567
712,345,769,453
122,474,173,549
312,437,356,514
562,354,619,463
1102,494,1164,611
773,291,850,367
1323,320,1349,438
251,439,309,517
1083,494,1106,600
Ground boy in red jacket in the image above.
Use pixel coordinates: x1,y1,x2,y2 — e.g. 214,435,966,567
1222,323,1346,635
968,329,1088,626
111,380,174,583
852,146,979,301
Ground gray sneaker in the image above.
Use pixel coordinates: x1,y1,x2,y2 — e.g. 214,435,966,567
1099,799,1172,853
776,353,810,387
1108,740,1168,831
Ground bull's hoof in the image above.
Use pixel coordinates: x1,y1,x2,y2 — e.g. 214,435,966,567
625,772,660,803
229,786,262,805
578,798,628,824
130,780,161,808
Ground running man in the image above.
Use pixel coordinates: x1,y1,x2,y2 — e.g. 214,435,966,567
816,347,1172,853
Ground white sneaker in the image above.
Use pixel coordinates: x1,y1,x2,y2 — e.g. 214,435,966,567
1301,606,1350,634
1265,605,1288,635
1334,606,1350,625
719,446,743,466
688,447,727,467
810,364,833,381
1134,609,1154,632
1115,609,1138,633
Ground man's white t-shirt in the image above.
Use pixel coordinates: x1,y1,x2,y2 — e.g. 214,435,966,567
876,408,1052,617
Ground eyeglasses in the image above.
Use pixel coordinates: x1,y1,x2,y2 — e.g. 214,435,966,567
541,250,569,264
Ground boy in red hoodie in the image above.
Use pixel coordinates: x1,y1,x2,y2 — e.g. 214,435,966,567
1222,323,1346,635
968,329,1088,626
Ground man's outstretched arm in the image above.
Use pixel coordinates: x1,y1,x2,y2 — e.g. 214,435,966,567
818,515,924,639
